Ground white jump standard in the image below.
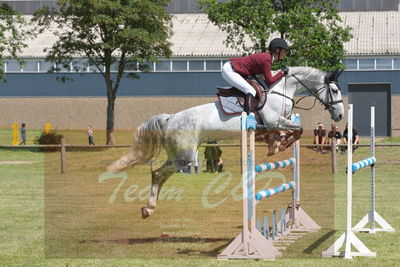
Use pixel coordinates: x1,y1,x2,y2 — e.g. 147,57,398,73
352,106,395,234
322,105,395,259
217,113,320,260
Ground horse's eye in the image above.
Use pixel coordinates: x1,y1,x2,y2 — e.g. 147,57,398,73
330,84,339,93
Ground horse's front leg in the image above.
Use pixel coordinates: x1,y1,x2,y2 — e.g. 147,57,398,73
141,162,176,219
260,105,301,131
275,116,302,131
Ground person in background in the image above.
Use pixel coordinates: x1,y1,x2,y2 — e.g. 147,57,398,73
217,156,224,173
20,123,26,145
188,150,199,174
87,126,95,145
327,124,342,152
314,122,327,153
341,122,360,153
204,141,222,173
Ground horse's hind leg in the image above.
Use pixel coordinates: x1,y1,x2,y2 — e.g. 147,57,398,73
141,161,176,219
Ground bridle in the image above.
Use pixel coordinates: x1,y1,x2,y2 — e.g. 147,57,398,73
270,73,343,112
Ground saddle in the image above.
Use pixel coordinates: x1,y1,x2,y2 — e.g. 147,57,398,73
217,79,267,116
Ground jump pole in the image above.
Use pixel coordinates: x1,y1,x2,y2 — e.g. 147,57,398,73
322,104,376,259
218,112,320,260
352,106,395,233
287,136,320,231
217,113,281,259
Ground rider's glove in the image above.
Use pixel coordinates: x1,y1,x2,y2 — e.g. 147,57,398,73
281,67,289,75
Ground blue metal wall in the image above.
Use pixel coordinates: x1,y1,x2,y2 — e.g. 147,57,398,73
1,70,400,97
338,70,400,95
0,72,228,97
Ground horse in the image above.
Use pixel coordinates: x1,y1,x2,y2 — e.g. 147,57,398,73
107,66,344,219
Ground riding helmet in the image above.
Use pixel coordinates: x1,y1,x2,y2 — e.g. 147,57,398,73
268,38,289,52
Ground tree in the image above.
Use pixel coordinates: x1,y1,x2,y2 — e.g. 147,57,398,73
200,0,352,70
0,3,32,80
34,0,172,145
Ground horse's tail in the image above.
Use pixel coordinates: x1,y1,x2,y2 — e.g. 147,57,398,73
107,114,170,173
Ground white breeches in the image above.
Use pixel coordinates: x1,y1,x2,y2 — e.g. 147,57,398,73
221,61,256,97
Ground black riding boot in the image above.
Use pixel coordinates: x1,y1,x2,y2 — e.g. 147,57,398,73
244,93,256,114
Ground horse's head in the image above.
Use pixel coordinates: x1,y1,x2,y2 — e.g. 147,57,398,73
289,67,344,122
322,69,344,122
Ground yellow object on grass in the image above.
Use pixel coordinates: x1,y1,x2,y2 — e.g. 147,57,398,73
12,123,19,145
45,123,52,134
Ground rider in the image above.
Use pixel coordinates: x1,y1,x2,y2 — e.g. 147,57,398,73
221,38,289,114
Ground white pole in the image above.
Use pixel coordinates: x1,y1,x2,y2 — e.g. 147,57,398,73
250,117,256,234
344,104,353,259
352,105,394,234
294,140,300,205
370,106,375,230
241,113,249,255
322,105,376,258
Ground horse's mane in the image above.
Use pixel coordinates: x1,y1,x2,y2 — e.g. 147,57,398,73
289,66,325,82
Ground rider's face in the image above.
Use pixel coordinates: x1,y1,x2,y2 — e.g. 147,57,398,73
278,49,287,60
273,48,287,61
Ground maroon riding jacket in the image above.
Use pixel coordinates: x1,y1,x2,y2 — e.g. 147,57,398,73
230,53,285,85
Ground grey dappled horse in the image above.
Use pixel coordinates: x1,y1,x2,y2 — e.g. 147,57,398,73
108,67,344,219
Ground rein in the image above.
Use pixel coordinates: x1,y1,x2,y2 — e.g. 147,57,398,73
270,73,343,111
269,90,295,107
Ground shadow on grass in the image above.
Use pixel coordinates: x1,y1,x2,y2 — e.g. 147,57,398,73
302,230,336,254
200,243,231,257
86,236,233,257
88,236,231,245
0,147,43,152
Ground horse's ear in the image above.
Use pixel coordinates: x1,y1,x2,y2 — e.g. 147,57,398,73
325,71,333,83
336,69,344,78
332,69,344,82
327,69,344,82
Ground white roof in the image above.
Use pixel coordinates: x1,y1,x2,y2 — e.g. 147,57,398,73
341,11,400,56
13,12,400,58
170,14,245,57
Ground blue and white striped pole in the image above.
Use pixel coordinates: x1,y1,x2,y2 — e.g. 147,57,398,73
255,158,296,173
351,157,376,173
255,181,296,201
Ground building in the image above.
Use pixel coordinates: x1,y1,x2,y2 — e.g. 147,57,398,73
1,0,400,136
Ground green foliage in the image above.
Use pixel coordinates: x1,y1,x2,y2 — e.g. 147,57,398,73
200,0,352,70
33,0,173,136
35,130,64,151
0,4,33,80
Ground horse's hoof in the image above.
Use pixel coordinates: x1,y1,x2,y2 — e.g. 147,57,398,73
141,207,153,219
267,146,280,156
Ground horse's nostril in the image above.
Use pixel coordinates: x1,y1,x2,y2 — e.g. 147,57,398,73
338,114,342,120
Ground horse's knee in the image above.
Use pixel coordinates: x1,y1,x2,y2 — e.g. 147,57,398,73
151,164,175,196
151,170,163,184
145,163,176,218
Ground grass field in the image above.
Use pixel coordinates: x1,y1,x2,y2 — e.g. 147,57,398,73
1,129,399,266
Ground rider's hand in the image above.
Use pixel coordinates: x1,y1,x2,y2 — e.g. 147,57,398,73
281,67,289,75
